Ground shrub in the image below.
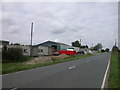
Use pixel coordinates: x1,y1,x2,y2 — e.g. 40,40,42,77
2,47,23,62
51,57,57,61
69,55,75,58
2,46,7,60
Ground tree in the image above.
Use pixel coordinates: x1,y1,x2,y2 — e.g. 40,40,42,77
112,45,119,52
93,43,102,51
80,45,88,49
105,48,110,52
72,40,81,47
118,49,120,53
2,45,7,52
101,49,105,52
80,46,85,48
14,43,20,45
2,45,8,59
85,45,89,48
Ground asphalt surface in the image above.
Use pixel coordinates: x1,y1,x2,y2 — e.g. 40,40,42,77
2,53,110,88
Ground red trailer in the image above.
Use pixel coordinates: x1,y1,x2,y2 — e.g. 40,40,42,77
58,50,76,55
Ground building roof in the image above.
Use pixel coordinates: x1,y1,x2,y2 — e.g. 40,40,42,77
37,41,69,46
0,40,9,43
0,40,9,45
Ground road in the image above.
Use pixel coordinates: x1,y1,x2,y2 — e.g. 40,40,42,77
2,53,110,88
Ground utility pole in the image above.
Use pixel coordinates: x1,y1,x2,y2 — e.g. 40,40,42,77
92,43,93,47
30,22,33,56
79,39,81,51
80,38,81,46
115,38,117,46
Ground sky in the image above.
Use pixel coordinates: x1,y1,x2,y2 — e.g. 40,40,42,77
1,2,118,49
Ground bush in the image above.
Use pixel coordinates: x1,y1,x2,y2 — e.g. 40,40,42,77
51,57,57,61
69,55,76,58
101,49,105,52
2,46,23,62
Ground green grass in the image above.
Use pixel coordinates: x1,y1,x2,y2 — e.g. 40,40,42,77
0,63,2,74
108,52,119,88
2,54,94,74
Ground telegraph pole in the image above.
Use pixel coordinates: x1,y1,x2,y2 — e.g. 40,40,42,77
92,43,93,47
80,38,81,45
115,38,117,46
79,39,81,51
30,22,33,56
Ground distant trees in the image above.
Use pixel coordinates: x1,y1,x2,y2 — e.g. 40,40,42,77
112,45,119,53
101,49,105,52
13,43,20,45
71,40,89,48
105,48,110,52
10,43,21,45
99,48,110,52
72,40,81,47
80,45,89,49
93,43,102,51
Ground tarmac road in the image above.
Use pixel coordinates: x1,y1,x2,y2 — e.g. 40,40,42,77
2,53,110,88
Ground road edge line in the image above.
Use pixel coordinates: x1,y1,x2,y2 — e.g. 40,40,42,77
101,54,111,89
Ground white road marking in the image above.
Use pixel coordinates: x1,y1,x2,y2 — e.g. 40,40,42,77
101,55,111,89
86,60,90,62
68,66,76,69
11,87,17,90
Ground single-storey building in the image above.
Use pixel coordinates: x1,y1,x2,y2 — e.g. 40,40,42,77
0,40,9,52
32,45,52,56
0,40,9,46
37,46,52,56
36,41,80,53
1,40,81,56
6,45,51,56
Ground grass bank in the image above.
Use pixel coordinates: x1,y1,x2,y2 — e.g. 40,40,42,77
108,52,119,88
2,54,94,74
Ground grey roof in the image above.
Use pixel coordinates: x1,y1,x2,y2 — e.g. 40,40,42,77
0,40,9,43
37,41,69,46
0,40,9,45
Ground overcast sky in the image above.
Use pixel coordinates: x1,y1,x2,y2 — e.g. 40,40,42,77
1,2,118,49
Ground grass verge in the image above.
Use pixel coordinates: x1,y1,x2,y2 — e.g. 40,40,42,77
108,52,119,88
2,54,94,74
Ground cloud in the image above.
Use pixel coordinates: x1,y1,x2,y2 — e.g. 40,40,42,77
48,19,67,34
8,25,19,33
2,2,118,49
54,38,59,42
2,12,19,34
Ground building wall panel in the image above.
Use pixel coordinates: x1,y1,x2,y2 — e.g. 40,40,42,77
38,46,49,56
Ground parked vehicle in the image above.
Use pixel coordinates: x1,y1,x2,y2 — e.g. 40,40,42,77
58,50,76,55
67,48,74,51
76,51,85,55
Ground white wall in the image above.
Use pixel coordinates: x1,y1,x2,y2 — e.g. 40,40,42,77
6,45,31,56
61,45,70,50
3,45,51,56
38,46,49,55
